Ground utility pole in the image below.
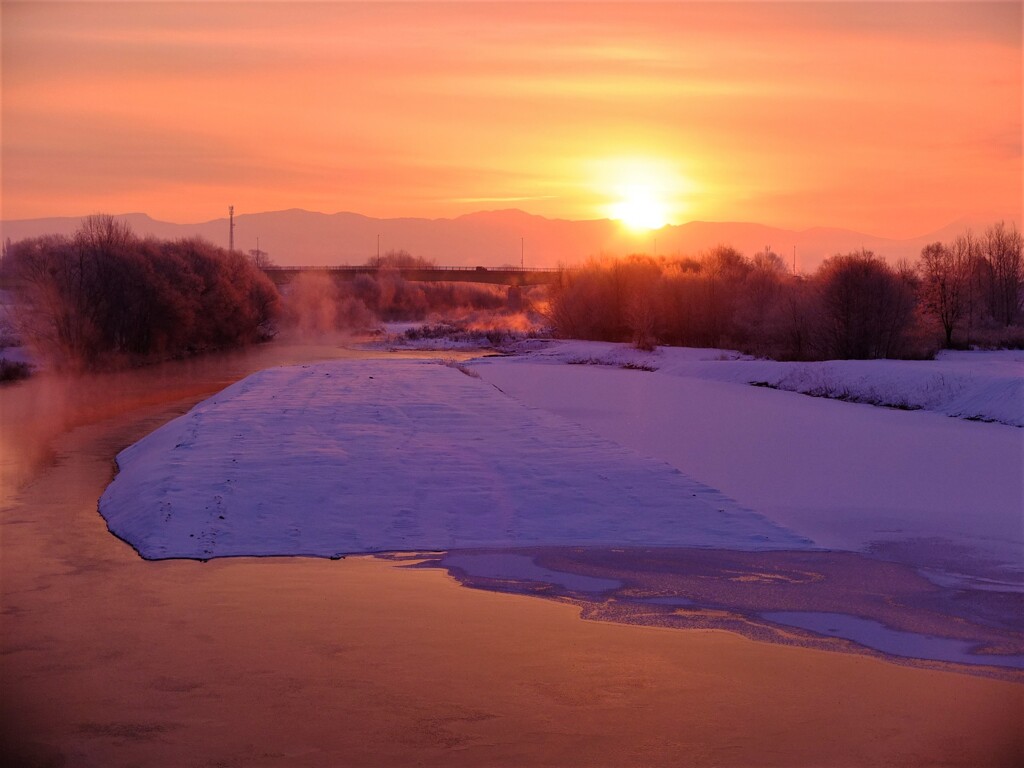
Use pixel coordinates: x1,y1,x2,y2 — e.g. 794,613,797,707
521,237,524,269
377,234,380,265
229,205,235,252
793,245,797,274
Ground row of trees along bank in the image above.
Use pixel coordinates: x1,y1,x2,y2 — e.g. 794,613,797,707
549,221,1023,359
4,215,280,368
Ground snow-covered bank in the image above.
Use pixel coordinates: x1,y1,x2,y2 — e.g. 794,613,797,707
100,359,808,560
496,340,1024,427
367,321,550,353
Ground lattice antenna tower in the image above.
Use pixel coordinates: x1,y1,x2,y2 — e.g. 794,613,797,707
229,205,235,252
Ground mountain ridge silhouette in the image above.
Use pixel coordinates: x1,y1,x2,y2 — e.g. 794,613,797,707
2,208,1014,272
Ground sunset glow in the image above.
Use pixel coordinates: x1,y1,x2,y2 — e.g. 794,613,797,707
606,186,671,231
597,156,691,231
610,186,671,231
1,2,1020,237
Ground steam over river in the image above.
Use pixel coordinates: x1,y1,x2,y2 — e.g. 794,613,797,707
1,340,461,507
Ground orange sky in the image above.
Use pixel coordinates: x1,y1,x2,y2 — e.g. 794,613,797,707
2,1,1020,237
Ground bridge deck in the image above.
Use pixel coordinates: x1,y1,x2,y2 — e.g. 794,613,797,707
263,265,560,287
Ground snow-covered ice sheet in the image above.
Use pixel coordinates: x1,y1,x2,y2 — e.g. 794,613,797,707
100,359,810,560
471,342,1024,579
99,340,1022,576
98,341,1022,668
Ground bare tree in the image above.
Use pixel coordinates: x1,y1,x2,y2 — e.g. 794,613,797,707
365,249,435,269
816,250,917,359
249,247,274,270
625,285,658,351
700,245,748,347
751,248,787,275
777,278,817,360
981,221,1023,326
917,236,974,347
744,249,787,318
76,213,135,255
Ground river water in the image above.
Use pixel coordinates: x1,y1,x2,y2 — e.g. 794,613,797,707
4,338,1022,677
1,337,1021,766
0,338,483,766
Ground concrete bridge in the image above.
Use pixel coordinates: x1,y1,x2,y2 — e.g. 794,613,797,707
262,265,561,288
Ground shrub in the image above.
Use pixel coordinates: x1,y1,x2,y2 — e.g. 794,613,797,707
7,216,281,368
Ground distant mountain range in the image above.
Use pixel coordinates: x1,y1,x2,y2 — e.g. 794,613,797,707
0,208,1011,273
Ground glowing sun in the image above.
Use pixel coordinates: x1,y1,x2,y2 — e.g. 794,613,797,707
610,184,671,231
